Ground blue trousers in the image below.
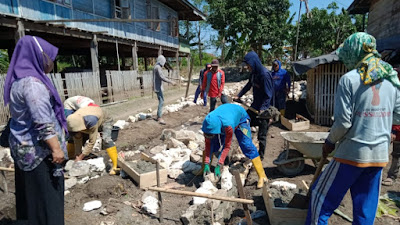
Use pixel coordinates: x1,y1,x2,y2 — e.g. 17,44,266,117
194,86,207,106
306,160,382,225
156,91,164,118
209,117,259,163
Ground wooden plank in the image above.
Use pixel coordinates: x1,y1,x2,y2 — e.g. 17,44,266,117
262,185,307,225
281,114,310,131
147,187,254,204
234,171,252,225
117,153,168,188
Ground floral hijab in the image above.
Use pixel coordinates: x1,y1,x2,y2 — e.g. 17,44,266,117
336,32,400,87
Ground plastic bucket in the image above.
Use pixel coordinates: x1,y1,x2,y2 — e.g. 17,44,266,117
111,126,120,142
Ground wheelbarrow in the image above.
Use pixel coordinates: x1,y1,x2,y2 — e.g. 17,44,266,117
273,132,334,176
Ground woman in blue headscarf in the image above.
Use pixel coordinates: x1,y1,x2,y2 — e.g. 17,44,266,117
3,35,67,225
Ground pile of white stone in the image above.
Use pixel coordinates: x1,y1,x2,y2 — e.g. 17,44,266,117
64,157,106,192
288,80,307,101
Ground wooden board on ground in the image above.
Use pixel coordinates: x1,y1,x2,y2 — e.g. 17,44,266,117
281,114,310,131
262,183,307,225
118,152,167,188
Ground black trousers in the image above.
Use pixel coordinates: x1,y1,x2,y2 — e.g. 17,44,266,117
247,109,269,160
15,157,64,225
209,94,228,112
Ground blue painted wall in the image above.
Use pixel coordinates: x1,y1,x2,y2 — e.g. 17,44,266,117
0,0,179,47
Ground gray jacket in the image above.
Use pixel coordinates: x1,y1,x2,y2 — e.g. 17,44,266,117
153,55,173,92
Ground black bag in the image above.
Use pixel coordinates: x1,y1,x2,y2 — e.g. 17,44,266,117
0,119,11,147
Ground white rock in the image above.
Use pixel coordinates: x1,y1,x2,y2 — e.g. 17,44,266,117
168,169,184,179
128,116,136,123
90,175,100,180
187,141,199,150
193,181,218,205
83,200,102,212
78,176,90,184
0,148,11,162
221,167,233,191
150,145,166,155
64,160,75,171
64,190,70,196
176,130,197,142
142,196,158,215
147,108,152,113
182,161,201,173
271,181,297,190
152,153,173,169
86,157,106,172
65,177,77,190
113,120,127,129
92,134,102,153
167,138,186,149
69,161,90,177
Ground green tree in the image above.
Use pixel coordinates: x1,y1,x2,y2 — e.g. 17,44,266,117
207,0,292,63
0,50,9,74
292,2,360,59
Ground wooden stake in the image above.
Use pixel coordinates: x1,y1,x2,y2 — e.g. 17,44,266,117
147,187,254,204
234,171,252,225
185,56,194,98
156,162,163,223
1,171,7,194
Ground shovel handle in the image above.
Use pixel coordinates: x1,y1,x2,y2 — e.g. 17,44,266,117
307,156,327,197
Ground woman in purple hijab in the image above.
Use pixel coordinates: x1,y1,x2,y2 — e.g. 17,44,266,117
4,35,66,225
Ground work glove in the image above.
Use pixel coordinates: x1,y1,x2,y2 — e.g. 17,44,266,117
214,164,222,179
203,164,211,177
322,139,335,158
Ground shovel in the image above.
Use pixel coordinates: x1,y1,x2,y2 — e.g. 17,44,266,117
287,155,327,209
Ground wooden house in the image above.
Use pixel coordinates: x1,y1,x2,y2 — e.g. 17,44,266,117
0,0,205,124
0,0,204,69
292,53,348,126
349,0,400,63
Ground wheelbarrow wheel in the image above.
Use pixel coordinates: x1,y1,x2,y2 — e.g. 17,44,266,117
277,150,305,176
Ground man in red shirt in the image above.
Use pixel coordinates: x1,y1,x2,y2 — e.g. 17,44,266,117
201,59,228,111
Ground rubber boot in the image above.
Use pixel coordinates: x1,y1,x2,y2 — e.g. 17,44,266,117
67,142,75,159
106,146,119,175
252,156,268,189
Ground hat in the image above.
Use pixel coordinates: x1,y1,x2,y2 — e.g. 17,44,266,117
211,59,219,66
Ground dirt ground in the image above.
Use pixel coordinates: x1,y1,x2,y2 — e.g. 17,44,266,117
0,82,400,225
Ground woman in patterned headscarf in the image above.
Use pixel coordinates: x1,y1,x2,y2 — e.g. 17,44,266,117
305,32,400,225
4,36,66,225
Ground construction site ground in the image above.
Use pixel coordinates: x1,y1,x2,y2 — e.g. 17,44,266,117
0,82,399,225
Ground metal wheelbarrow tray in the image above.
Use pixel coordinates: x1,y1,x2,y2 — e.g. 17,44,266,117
273,132,333,176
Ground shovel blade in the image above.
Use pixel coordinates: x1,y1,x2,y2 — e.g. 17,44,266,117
287,193,309,209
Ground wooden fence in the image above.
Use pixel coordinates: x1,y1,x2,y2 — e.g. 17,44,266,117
307,63,348,126
0,69,179,125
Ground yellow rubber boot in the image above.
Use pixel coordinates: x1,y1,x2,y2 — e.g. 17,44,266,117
67,142,75,159
279,109,285,118
252,156,268,189
106,146,119,175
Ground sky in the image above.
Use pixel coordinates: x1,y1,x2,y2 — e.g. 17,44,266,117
203,0,353,55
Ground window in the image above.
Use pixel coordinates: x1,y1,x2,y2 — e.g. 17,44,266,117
172,17,178,37
146,0,161,31
114,0,130,19
146,0,152,28
151,6,160,31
